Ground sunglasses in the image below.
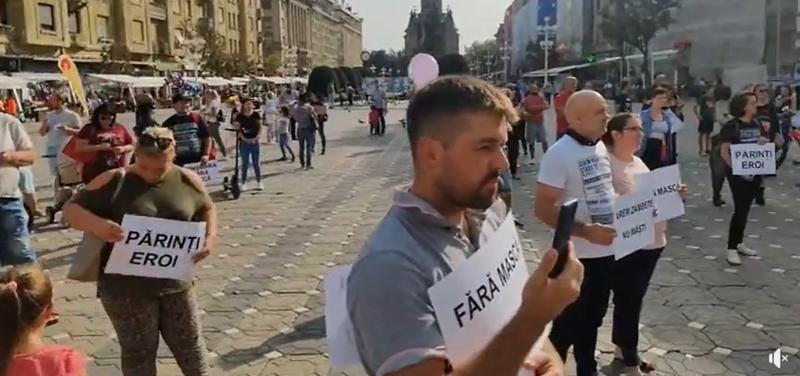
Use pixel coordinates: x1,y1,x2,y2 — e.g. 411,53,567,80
139,134,174,150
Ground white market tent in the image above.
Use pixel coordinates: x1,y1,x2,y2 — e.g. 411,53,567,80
10,72,65,82
253,76,307,85
185,77,245,87
86,74,167,88
0,76,32,89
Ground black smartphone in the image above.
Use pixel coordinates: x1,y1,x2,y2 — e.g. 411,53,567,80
549,199,579,278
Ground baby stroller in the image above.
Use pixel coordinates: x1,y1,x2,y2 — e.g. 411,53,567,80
43,156,84,224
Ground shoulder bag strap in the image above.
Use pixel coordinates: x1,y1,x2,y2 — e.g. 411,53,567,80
110,169,127,203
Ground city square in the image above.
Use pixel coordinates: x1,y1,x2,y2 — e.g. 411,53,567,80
17,104,800,376
2,0,800,375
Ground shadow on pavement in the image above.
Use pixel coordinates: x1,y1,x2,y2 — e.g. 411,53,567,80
217,315,325,370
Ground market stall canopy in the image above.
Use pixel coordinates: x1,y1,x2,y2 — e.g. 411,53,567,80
10,72,65,82
185,77,245,87
231,77,251,84
0,76,32,89
86,74,167,88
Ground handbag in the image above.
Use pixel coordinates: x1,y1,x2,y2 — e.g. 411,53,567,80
67,169,127,282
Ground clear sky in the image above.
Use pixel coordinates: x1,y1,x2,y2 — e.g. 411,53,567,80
347,0,507,53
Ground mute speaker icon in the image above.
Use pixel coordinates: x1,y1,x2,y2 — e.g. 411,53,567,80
769,348,789,369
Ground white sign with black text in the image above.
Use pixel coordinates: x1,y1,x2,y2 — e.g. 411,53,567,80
104,215,206,281
183,160,222,185
428,213,548,376
731,143,776,176
635,165,684,222
324,265,362,370
612,192,657,260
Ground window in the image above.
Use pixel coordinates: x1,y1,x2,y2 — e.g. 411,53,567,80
218,7,224,23
96,15,110,38
133,20,145,42
38,3,56,32
68,11,81,34
229,38,234,52
249,41,254,54
265,0,271,9
249,17,254,31
186,0,192,17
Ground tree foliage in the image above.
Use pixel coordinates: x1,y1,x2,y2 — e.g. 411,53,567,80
464,39,498,75
333,67,348,91
600,0,681,87
364,49,407,76
308,66,335,99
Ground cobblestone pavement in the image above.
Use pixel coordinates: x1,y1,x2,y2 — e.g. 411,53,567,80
28,103,800,375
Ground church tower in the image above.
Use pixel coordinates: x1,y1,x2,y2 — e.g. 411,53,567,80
421,0,442,17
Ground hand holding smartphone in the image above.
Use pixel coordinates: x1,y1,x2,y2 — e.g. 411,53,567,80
548,199,578,279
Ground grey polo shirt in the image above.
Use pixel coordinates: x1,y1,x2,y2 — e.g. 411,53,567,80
347,186,508,376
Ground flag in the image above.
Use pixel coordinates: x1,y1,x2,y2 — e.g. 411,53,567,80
57,55,89,116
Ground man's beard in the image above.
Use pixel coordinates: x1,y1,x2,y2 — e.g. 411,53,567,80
442,173,500,211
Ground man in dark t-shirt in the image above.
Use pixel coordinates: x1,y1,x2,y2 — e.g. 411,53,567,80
697,86,717,155
162,94,211,166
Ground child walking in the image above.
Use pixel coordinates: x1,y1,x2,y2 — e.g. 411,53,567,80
368,105,380,136
1,264,87,376
277,106,295,162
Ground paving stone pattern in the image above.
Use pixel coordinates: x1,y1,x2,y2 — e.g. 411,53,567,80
29,105,800,375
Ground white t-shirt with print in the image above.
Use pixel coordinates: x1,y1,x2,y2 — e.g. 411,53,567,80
537,135,616,259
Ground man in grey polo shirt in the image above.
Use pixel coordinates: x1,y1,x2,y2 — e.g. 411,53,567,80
347,77,585,376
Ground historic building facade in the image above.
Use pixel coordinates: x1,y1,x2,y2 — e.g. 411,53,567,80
404,0,459,58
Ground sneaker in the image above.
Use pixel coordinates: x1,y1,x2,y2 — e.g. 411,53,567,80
737,244,757,256
713,199,726,207
257,182,264,191
278,156,288,161
306,165,314,170
241,182,250,191
726,249,742,265
291,155,296,162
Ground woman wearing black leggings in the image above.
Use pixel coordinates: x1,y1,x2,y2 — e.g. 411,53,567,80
719,92,768,265
312,96,328,155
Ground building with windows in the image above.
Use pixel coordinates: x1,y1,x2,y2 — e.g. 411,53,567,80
260,0,361,75
0,0,265,73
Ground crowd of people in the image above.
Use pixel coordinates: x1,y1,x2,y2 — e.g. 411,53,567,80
0,70,796,376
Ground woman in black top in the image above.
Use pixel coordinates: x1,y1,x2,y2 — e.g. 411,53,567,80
718,92,768,266
233,98,263,191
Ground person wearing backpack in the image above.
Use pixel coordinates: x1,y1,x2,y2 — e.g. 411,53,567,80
162,94,212,167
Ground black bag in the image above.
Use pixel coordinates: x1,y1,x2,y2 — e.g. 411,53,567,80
216,109,224,123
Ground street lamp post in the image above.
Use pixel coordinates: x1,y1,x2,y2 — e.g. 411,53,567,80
537,16,556,85
500,43,511,82
485,55,494,78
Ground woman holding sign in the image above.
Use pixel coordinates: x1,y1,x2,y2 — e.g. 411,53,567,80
64,126,217,375
719,92,769,265
602,113,687,376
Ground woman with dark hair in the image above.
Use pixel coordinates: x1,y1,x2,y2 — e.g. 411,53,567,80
74,103,134,184
718,92,767,265
133,100,158,138
603,113,686,376
639,87,683,170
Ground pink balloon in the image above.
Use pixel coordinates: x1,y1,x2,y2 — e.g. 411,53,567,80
408,53,439,89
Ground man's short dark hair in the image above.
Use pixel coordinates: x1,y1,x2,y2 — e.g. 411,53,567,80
406,76,518,154
729,92,756,118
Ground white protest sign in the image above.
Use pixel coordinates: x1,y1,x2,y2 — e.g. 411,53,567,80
324,265,362,370
183,160,222,185
635,165,684,222
612,191,656,260
428,214,548,376
731,143,776,176
105,215,206,281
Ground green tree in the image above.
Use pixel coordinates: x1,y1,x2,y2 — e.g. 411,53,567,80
600,0,681,87
464,39,498,75
264,52,282,75
308,66,336,99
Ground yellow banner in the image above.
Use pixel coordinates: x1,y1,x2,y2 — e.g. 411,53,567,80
57,55,89,116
